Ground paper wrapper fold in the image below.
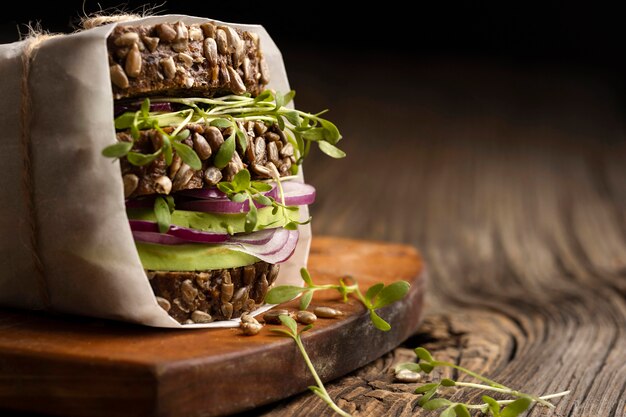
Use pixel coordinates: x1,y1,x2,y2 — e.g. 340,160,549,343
0,15,310,328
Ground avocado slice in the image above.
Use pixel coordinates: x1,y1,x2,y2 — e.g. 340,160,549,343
136,241,259,271
127,207,300,235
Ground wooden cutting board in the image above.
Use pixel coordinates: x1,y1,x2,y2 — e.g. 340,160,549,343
0,236,425,417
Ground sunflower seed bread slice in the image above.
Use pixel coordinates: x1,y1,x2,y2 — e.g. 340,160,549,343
148,261,280,324
119,122,296,198
108,21,269,100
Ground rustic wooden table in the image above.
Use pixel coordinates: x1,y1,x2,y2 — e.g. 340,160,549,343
248,55,626,416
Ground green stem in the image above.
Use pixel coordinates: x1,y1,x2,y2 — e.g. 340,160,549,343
496,390,570,405
293,335,352,417
353,286,372,309
442,373,554,408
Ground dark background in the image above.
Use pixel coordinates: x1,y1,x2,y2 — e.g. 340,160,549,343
1,2,625,71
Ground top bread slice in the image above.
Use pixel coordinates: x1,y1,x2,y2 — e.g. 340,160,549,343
108,21,269,99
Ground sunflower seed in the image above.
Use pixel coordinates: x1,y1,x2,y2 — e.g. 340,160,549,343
142,35,159,52
156,296,171,312
233,287,249,304
110,64,129,89
125,43,142,78
210,65,219,83
203,38,218,65
241,321,262,336
264,132,281,142
254,136,266,163
263,309,290,324
201,22,216,38
183,76,194,88
178,52,193,67
231,150,245,171
184,319,195,325
173,298,190,313
171,40,188,53
220,26,242,53
259,57,270,84
160,56,176,80
266,162,280,179
114,32,140,46
156,23,177,42
191,310,213,324
269,264,280,283
154,176,172,195
314,306,344,318
296,311,317,325
221,302,233,319
181,279,198,304
174,21,189,40
251,163,271,178
189,25,204,41
219,64,231,85
216,28,228,54
248,32,260,48
172,163,194,191
280,158,292,174
276,129,287,143
202,127,223,152
122,174,139,198
395,369,421,383
169,154,182,177
242,57,252,81
246,137,256,162
254,121,268,136
267,141,280,165
222,161,242,182
221,283,234,302
227,66,246,94
280,143,294,157
204,166,222,185
244,298,256,311
256,273,269,302
192,133,212,160
243,265,255,285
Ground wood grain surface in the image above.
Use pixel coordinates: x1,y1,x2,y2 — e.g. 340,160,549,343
0,238,424,417
246,57,626,416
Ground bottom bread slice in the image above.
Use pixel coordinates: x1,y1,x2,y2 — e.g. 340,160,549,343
147,261,280,324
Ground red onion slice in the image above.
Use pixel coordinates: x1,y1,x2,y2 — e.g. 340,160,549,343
280,182,316,206
129,220,229,243
227,228,299,264
131,224,299,264
176,182,315,213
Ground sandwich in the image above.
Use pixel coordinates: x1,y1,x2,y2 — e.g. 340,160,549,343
103,20,344,324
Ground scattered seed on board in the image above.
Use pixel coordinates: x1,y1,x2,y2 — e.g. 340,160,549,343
263,309,290,324
395,369,421,383
241,321,263,336
313,306,344,318
296,310,317,325
240,314,258,324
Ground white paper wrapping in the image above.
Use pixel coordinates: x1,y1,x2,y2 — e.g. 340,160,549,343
0,15,310,328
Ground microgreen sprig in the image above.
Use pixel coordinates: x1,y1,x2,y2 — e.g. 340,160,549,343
153,195,175,233
270,314,352,417
395,347,570,417
217,168,310,233
265,268,410,331
105,90,344,168
103,97,202,170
